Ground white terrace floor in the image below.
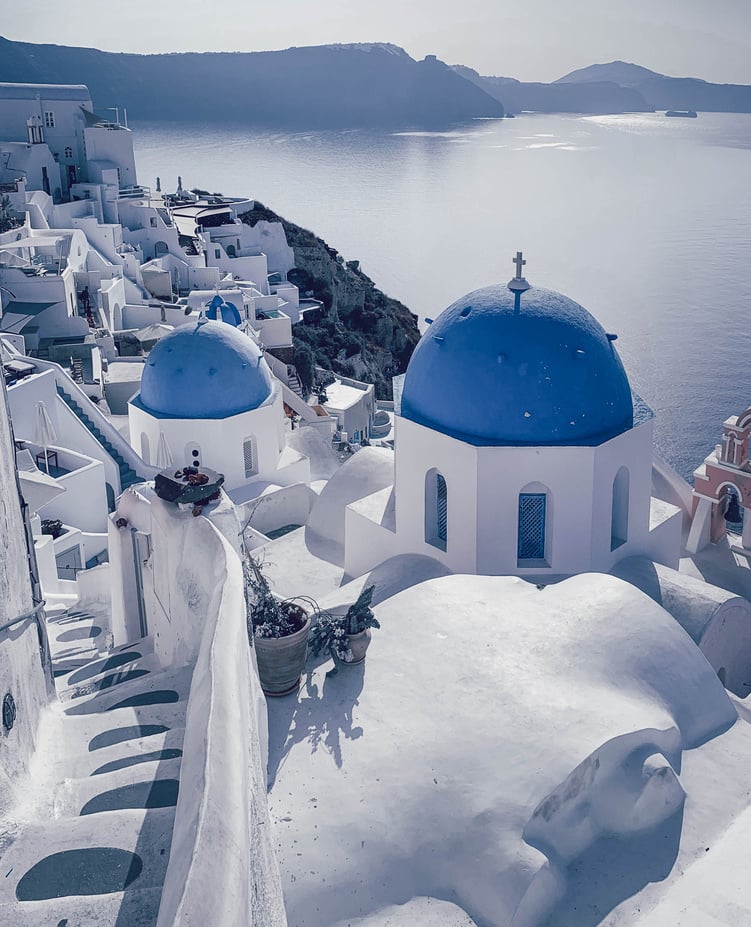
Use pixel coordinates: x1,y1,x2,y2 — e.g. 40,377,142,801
0,599,192,926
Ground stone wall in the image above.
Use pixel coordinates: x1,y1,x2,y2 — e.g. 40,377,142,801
0,382,52,819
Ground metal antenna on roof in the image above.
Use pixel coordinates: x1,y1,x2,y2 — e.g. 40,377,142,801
507,250,531,313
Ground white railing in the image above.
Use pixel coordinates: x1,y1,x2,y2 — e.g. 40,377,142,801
31,358,158,480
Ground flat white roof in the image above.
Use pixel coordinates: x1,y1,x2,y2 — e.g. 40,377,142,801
0,82,91,102
323,379,370,412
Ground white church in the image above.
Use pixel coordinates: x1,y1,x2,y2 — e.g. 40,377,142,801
302,255,683,580
5,244,751,927
127,314,310,502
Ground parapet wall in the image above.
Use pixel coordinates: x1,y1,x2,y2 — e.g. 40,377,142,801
0,383,52,818
144,505,287,927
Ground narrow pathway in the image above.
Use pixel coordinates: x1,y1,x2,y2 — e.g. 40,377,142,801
0,603,192,926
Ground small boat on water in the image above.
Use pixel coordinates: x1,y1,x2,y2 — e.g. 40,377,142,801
665,110,698,118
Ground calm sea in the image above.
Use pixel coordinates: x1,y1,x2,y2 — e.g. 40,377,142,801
132,113,751,480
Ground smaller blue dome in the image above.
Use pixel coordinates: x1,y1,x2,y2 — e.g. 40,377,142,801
401,284,633,446
205,295,242,327
138,319,274,419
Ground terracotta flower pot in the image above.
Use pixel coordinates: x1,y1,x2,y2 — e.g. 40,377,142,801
345,628,371,665
255,611,311,697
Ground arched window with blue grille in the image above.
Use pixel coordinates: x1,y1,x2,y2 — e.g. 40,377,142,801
425,469,447,551
517,484,550,565
611,467,630,550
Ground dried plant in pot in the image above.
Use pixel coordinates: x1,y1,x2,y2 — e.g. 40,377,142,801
310,585,379,672
245,555,311,697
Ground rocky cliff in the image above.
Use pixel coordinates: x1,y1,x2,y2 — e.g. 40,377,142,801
0,37,503,128
241,203,420,399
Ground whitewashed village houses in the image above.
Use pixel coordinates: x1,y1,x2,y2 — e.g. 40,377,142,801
4,79,751,927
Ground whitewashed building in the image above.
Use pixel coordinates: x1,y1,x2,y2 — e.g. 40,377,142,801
128,317,310,499
317,259,683,580
0,83,137,200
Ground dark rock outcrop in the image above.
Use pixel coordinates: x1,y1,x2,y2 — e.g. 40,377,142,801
242,203,420,399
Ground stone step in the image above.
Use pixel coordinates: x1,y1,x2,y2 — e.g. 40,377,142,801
54,759,183,819
0,885,164,927
0,808,174,911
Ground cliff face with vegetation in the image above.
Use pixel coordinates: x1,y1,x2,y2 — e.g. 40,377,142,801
241,204,420,399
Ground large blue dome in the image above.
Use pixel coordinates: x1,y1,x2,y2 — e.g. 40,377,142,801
138,319,274,419
401,285,633,446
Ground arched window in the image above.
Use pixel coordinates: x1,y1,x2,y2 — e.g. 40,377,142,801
64,146,72,159
154,241,169,258
226,244,236,257
719,484,744,536
243,436,258,478
140,432,150,465
611,467,630,550
517,483,550,565
424,469,447,551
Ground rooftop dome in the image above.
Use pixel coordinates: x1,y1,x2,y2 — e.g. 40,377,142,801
138,319,274,419
205,294,242,327
401,283,633,446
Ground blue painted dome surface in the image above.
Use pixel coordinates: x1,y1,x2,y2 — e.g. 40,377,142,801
139,319,274,419
205,295,242,327
401,285,633,446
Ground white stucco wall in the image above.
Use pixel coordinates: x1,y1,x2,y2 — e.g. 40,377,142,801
106,484,286,925
83,124,137,188
0,382,52,819
128,384,304,492
7,368,123,493
343,415,675,582
155,514,287,927
34,446,108,534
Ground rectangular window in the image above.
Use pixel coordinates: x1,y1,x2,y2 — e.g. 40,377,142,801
518,493,546,562
44,111,55,128
55,545,82,579
150,217,157,228
215,249,221,259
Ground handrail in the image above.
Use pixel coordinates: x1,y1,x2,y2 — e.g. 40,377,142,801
0,600,45,635
0,600,52,674
31,360,158,480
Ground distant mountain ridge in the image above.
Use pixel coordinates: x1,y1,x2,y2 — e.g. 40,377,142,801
555,60,751,113
0,36,503,128
1,36,750,124
453,65,651,115
453,58,751,115
556,61,665,87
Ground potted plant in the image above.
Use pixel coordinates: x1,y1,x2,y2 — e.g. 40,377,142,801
245,555,311,697
309,585,379,671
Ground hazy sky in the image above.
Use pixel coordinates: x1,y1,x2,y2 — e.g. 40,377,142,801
2,0,750,83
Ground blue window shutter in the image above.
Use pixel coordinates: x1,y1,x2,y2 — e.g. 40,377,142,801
437,474,447,544
518,493,546,560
